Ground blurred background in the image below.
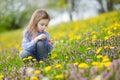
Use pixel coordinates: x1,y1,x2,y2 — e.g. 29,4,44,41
0,0,120,33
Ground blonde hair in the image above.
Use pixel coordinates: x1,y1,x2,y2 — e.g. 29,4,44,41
26,9,50,39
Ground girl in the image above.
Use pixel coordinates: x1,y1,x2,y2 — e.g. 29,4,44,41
19,9,54,62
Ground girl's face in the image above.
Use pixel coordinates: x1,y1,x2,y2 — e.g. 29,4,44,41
37,19,49,32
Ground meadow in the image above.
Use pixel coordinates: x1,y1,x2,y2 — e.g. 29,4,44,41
0,11,120,80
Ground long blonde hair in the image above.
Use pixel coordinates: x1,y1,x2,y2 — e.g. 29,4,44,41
26,9,50,39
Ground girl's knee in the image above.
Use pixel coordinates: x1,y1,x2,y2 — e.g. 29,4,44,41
37,40,44,47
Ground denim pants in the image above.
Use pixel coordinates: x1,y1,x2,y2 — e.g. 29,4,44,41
19,40,48,61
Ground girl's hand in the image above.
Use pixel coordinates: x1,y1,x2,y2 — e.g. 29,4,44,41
48,39,54,46
34,34,46,43
39,34,46,40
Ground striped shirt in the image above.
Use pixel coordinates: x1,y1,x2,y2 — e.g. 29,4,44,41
22,29,53,55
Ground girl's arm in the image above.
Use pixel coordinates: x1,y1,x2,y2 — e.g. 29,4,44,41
22,38,36,51
22,30,36,51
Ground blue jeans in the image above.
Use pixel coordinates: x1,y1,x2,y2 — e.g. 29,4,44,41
19,40,49,61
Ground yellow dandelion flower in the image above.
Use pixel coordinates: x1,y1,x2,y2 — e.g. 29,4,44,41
92,62,99,65
104,46,108,49
55,64,62,69
102,57,110,62
39,60,43,64
110,33,115,37
79,63,88,69
55,74,64,79
117,33,120,36
97,63,103,69
69,37,75,41
73,62,79,66
34,70,41,75
0,74,4,79
65,56,69,59
92,62,103,69
22,58,28,61
104,36,109,40
107,30,112,35
113,26,117,30
75,35,81,40
92,35,97,39
109,46,114,49
103,56,108,58
60,40,64,43
31,76,38,80
85,37,90,41
32,58,36,62
96,55,103,59
103,61,111,67
87,47,91,50
28,56,32,60
51,53,57,59
92,38,96,42
69,33,75,41
92,32,97,35
96,47,102,54
7,56,10,59
44,66,52,72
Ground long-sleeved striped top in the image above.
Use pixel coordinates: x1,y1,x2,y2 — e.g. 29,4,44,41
22,29,53,55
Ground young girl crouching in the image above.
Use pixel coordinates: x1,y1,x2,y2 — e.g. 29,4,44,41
19,9,54,62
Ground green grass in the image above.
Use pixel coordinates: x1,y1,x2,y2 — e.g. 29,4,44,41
0,11,120,80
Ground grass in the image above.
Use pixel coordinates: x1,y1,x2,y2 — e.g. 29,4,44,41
0,11,120,80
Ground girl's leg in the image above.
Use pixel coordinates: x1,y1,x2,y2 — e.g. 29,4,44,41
19,50,35,60
36,40,48,61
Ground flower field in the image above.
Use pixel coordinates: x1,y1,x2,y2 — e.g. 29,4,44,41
0,11,120,80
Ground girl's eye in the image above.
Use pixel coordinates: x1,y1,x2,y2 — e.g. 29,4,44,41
41,24,47,27
40,24,44,26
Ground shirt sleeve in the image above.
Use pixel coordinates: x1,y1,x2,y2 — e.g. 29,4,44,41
22,30,36,51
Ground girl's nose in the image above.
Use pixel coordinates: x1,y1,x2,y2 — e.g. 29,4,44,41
43,25,46,28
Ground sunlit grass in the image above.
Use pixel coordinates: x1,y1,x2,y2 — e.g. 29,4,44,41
0,11,120,80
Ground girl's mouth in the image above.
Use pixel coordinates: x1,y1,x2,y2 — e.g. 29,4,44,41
41,30,44,32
